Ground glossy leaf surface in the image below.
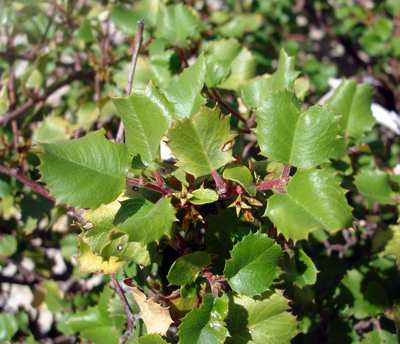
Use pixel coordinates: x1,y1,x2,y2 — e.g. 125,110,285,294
223,165,256,196
38,129,131,209
265,169,353,242
292,248,318,288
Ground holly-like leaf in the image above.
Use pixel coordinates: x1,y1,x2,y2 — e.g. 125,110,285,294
114,197,176,245
292,248,318,288
38,128,131,209
240,48,299,108
167,252,211,286
138,334,168,344
155,4,200,46
205,38,256,90
74,237,124,274
354,169,396,208
223,165,256,197
326,79,375,138
253,89,340,168
224,232,282,297
205,59,231,89
190,186,218,205
178,294,229,344
67,286,124,344
223,291,298,344
111,82,174,170
167,105,236,178
379,225,400,268
265,168,353,242
124,278,174,336
164,54,207,120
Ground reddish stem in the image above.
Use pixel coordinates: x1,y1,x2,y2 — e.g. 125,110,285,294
255,164,291,193
211,170,227,199
126,177,177,196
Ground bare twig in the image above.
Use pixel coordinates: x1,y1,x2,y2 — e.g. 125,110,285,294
109,274,135,343
116,19,145,144
126,177,177,196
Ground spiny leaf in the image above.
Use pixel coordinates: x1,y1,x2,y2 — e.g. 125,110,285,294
111,82,174,170
38,128,131,209
205,38,256,90
167,251,211,286
167,105,236,178
164,54,207,120
74,237,124,274
265,168,354,242
326,79,375,138
223,291,298,344
223,165,256,197
178,294,229,344
114,197,176,245
253,89,341,168
224,231,282,296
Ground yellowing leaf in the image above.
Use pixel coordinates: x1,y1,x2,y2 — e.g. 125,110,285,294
124,278,173,336
74,238,124,274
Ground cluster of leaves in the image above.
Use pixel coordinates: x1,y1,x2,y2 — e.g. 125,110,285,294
0,0,399,343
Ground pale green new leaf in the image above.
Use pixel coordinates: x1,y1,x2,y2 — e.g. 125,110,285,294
326,79,375,138
111,82,174,170
354,169,395,208
240,48,299,108
190,187,218,205
114,197,176,245
0,234,17,257
223,165,256,196
253,89,340,168
178,294,229,344
155,4,200,46
204,59,231,89
205,38,256,90
38,129,131,209
292,248,318,288
167,106,236,178
167,251,211,286
223,291,298,344
224,232,282,296
164,54,206,120
265,169,353,242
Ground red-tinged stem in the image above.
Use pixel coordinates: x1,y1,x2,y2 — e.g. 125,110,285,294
153,170,165,184
116,19,145,144
255,164,291,192
109,273,134,343
211,170,227,199
203,270,219,297
0,165,84,222
178,47,189,68
211,89,249,127
126,177,177,196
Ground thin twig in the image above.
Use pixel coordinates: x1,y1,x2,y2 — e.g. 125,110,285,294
177,47,189,68
211,170,228,199
109,273,135,343
116,19,145,144
126,177,177,196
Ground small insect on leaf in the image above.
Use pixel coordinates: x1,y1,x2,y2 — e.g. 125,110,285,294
222,141,233,152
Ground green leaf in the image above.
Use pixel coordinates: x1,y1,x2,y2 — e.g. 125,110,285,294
363,281,388,315
75,18,95,43
253,89,340,168
38,128,131,209
138,334,168,344
167,251,211,286
240,48,299,108
379,225,400,267
224,232,282,296
111,4,151,36
67,286,124,344
361,330,398,344
164,54,206,120
292,248,318,288
190,187,218,205
178,294,229,344
205,38,256,90
204,60,231,89
223,165,256,197
0,312,18,342
326,79,375,138
167,105,236,178
223,291,298,344
108,293,140,317
43,280,72,313
155,4,200,46
265,168,353,242
354,169,395,208
0,234,17,257
32,116,71,143
111,82,174,170
216,13,263,38
114,197,176,245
